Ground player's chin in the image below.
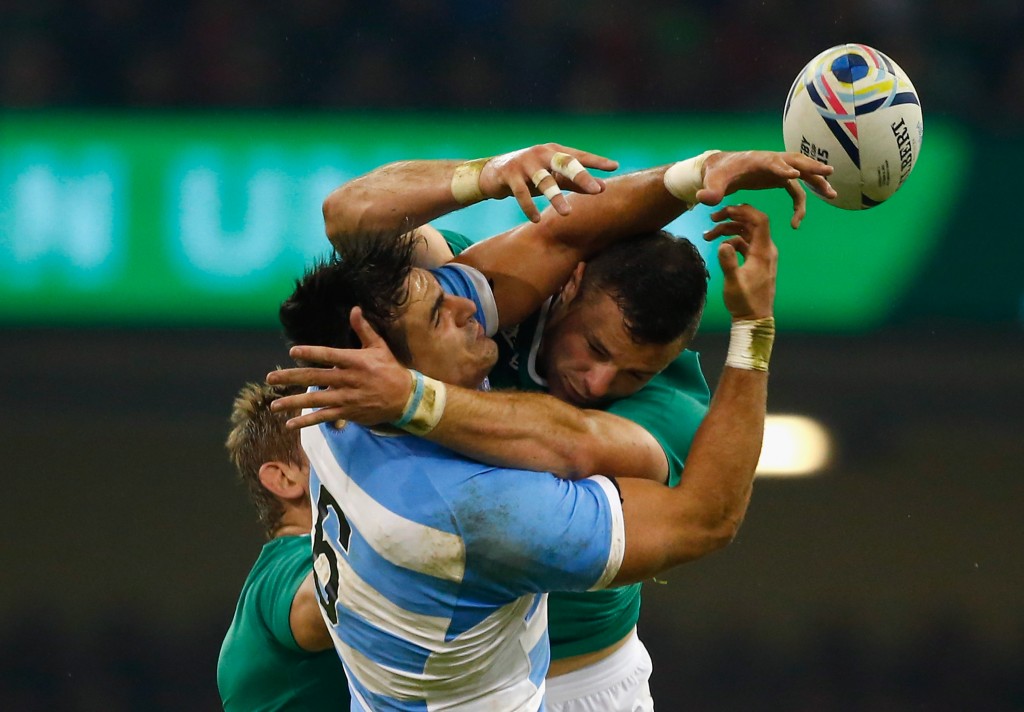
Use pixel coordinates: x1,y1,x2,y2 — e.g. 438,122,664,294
474,342,499,379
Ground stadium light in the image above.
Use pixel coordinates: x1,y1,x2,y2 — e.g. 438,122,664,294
756,414,832,477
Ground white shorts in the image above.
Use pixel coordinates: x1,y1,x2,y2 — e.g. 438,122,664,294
546,628,654,712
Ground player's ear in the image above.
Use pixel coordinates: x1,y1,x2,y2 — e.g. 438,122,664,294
259,461,306,500
559,262,587,306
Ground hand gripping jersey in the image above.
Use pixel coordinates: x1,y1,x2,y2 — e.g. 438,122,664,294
302,420,625,711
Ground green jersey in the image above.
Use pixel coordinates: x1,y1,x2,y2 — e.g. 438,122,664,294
217,535,350,711
488,298,709,658
443,231,711,660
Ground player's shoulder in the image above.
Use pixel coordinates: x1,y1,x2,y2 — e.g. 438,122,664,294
644,349,710,402
249,536,312,586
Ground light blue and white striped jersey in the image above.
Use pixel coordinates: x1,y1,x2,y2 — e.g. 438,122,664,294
302,420,625,712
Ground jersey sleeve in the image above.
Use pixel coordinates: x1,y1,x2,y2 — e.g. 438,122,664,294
451,469,625,596
438,229,476,257
606,350,711,487
255,537,315,653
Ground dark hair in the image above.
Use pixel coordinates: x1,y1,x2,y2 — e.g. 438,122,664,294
279,230,421,364
225,381,305,539
579,230,709,345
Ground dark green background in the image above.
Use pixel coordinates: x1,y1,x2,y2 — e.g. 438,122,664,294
2,112,994,330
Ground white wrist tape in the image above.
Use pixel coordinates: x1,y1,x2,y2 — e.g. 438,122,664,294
725,317,776,372
392,369,448,436
451,158,491,205
663,150,721,206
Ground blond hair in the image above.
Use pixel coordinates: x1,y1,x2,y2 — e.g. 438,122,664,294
225,381,304,538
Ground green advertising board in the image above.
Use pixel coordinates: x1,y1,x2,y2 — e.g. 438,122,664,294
0,112,967,329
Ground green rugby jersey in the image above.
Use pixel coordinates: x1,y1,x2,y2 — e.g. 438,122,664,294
217,535,350,711
444,230,711,659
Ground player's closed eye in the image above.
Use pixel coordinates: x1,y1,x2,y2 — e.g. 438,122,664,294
587,338,609,359
430,292,445,328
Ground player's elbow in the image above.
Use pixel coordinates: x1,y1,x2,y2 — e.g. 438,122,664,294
672,502,749,564
700,513,744,554
561,426,622,480
548,443,597,480
322,189,371,246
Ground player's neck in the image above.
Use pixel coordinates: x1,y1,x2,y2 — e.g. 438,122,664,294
272,505,313,539
271,523,310,539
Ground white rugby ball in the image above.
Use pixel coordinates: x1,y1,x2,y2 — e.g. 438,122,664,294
783,44,923,210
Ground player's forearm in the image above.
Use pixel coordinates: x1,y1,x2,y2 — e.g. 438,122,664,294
667,366,767,558
536,166,688,258
613,365,767,584
426,386,667,481
322,160,468,248
458,164,694,328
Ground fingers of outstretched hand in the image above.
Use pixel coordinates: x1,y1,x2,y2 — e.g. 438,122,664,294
546,144,618,174
701,151,799,205
531,168,571,216
270,389,344,416
350,307,385,347
695,186,725,207
547,151,601,196
509,174,542,223
784,151,835,176
284,344,362,369
783,152,837,201
707,204,772,246
267,365,347,389
535,144,617,198
786,179,807,229
703,219,745,242
285,407,348,430
722,235,751,258
717,241,740,277
804,174,838,200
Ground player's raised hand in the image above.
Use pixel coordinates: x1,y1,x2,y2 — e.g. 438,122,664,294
695,151,836,229
267,308,414,429
704,204,777,321
478,143,619,223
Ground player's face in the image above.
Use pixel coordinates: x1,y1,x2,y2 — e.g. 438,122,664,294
396,268,498,388
541,288,685,407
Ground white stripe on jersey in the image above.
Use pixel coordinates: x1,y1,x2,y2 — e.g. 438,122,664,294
331,543,450,645
333,593,547,711
303,422,467,583
587,476,626,591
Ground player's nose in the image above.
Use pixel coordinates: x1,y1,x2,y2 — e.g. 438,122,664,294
583,364,616,399
450,295,477,327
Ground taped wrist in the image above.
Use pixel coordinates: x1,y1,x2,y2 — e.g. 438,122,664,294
392,369,448,436
450,158,491,205
663,150,721,207
725,317,776,372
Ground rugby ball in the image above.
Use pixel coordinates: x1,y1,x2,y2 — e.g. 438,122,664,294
783,44,923,210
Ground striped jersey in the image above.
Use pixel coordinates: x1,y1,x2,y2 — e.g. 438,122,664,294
302,420,625,711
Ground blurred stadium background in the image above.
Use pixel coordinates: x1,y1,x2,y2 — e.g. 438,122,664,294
2,1,1022,709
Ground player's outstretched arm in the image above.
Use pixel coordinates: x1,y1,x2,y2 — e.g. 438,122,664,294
611,204,777,585
268,309,671,483
321,143,617,244
454,149,831,328
696,150,836,228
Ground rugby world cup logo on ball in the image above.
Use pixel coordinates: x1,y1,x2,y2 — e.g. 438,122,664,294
783,44,923,210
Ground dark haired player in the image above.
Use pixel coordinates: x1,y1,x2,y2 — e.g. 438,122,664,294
270,146,832,709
